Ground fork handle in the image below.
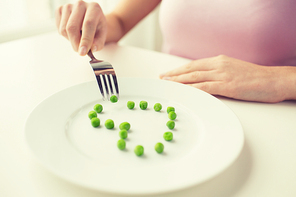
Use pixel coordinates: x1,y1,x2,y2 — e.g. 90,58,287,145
87,50,96,61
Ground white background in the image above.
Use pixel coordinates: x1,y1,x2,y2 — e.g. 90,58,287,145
0,0,162,51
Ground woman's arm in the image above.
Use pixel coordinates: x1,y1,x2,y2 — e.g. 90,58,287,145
160,55,296,103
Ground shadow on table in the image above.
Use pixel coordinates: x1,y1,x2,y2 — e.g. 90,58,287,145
29,139,252,197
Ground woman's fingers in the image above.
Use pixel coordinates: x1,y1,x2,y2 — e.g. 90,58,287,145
55,5,62,30
80,3,105,55
160,57,213,79
58,4,73,40
165,70,217,84
66,1,87,52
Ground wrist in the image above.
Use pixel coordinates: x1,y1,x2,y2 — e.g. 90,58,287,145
105,13,125,43
276,66,296,101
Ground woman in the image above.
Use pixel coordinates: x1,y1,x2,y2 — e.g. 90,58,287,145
55,0,296,103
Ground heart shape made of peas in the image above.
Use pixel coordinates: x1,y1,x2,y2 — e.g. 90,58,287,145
88,96,177,157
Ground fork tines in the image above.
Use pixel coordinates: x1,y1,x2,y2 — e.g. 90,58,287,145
87,50,119,101
92,62,119,101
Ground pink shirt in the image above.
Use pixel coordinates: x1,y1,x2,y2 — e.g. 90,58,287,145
159,0,296,66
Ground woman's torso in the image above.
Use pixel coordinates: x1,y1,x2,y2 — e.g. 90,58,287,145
159,0,296,66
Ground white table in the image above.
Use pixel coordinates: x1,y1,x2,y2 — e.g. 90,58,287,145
1,32,295,197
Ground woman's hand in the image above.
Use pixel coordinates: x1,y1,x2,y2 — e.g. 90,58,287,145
160,55,293,103
55,1,107,56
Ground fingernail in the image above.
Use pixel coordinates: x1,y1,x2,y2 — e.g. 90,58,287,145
92,45,97,52
159,73,166,78
79,46,87,55
163,76,171,80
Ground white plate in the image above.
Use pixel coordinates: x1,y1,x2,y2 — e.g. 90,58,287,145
25,77,244,195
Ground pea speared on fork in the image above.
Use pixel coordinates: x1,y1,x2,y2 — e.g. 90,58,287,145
87,50,119,101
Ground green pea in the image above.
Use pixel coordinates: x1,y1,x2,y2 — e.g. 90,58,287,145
166,120,175,130
139,101,148,110
127,101,135,109
168,111,177,120
91,117,100,127
167,106,175,113
134,145,144,156
154,103,162,112
119,122,130,131
105,119,114,129
93,104,103,113
110,95,118,103
155,142,164,153
88,111,97,119
163,131,173,141
117,139,126,150
119,130,128,139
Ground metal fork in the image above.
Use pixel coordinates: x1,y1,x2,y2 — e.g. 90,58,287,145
87,50,119,100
